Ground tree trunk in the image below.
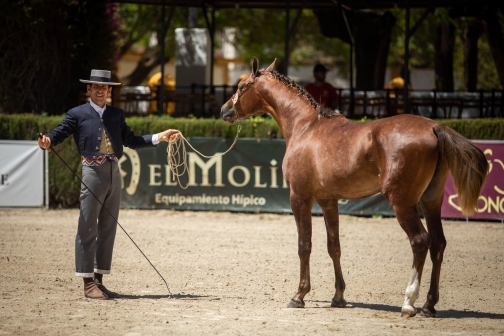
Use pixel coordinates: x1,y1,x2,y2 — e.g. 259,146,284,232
463,19,482,91
313,8,396,90
435,21,455,91
354,11,395,90
123,46,165,86
483,8,504,88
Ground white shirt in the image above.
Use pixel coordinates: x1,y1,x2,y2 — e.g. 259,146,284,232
90,100,106,118
89,100,159,145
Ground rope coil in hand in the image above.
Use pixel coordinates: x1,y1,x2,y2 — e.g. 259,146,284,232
167,123,241,189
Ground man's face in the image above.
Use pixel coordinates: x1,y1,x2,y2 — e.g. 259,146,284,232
314,70,327,82
87,84,111,107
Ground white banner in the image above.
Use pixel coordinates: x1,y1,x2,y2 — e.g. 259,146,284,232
0,140,46,207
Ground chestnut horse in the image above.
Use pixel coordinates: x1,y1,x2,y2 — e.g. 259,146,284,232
221,58,488,317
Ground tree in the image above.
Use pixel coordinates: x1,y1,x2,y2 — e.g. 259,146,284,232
312,7,397,90
461,18,483,92
388,6,503,91
116,6,351,84
115,4,503,93
435,20,456,91
0,0,118,114
482,7,504,88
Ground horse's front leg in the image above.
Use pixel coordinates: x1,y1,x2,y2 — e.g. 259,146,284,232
287,193,314,308
317,199,346,308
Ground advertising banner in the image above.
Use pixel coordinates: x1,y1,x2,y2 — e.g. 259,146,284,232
442,141,504,220
120,138,502,220
0,140,46,207
120,138,394,216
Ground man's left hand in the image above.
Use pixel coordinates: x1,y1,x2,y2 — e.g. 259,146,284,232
158,129,180,142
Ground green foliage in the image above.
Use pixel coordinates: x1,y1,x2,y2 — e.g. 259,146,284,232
122,115,282,139
453,18,502,91
386,7,502,91
476,35,502,90
387,8,443,69
436,118,504,139
116,4,194,60
0,1,119,114
116,6,350,75
217,8,350,71
116,4,159,49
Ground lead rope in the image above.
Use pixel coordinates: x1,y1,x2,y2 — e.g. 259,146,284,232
166,123,241,189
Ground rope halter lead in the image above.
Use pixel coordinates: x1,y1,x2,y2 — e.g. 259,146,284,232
166,87,243,189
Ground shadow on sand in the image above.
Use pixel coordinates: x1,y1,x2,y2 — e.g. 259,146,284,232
119,293,248,301
308,301,504,319
118,293,217,300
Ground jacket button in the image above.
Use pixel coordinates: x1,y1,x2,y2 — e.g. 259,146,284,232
93,156,96,159
95,146,99,150
98,137,101,140
99,128,102,131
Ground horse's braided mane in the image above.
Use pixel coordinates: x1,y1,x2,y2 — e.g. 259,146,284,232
264,70,343,118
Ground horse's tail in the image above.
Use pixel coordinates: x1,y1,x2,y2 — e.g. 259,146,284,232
433,126,488,216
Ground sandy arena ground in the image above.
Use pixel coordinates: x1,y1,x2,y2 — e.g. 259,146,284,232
0,209,503,335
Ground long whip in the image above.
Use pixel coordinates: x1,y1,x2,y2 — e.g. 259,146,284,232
38,133,172,296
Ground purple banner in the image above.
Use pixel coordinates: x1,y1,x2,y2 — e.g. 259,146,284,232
442,141,504,220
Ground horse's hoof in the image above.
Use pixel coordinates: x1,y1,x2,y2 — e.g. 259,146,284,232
287,299,305,308
330,298,347,308
420,307,437,318
401,305,417,318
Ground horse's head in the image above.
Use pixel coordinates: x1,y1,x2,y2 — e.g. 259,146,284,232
220,57,276,124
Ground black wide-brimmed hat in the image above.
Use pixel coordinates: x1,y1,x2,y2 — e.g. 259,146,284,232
80,69,121,86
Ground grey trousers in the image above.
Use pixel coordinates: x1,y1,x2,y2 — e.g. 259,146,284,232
75,160,121,277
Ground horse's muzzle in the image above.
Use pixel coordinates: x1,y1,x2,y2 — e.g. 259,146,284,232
220,101,237,124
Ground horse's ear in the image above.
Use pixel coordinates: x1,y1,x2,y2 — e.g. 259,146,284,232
265,58,276,72
251,57,259,78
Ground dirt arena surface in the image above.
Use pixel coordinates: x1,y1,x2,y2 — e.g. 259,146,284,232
0,209,503,335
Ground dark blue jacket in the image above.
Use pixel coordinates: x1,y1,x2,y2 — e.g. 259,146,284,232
47,102,155,159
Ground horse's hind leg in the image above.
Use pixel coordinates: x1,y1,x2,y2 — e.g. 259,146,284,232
287,193,314,308
393,204,431,317
419,174,447,317
318,199,346,308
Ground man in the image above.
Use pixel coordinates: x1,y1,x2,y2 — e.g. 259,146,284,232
38,69,180,300
305,63,339,110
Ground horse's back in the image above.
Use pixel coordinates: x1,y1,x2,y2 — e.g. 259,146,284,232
283,114,442,201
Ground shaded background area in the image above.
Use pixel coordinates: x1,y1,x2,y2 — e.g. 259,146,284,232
0,1,118,114
1,0,503,116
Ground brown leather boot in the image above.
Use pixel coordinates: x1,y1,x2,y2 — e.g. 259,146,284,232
94,279,121,298
84,281,109,299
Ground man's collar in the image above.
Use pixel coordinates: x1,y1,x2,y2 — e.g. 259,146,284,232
89,100,107,113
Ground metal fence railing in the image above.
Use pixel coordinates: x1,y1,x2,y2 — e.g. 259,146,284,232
335,89,503,119
114,85,504,119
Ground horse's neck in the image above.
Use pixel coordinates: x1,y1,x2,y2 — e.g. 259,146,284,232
259,78,317,143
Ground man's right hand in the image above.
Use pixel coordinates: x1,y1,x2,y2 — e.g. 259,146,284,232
38,134,52,152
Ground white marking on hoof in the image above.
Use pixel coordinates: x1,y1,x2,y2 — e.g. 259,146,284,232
402,267,420,317
401,305,417,317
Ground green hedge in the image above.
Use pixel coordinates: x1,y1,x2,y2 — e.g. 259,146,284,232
436,118,504,140
0,114,282,207
1,113,502,207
